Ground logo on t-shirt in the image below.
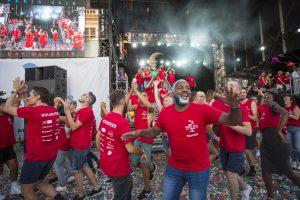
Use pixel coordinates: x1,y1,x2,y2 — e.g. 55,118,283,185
141,111,147,119
185,120,199,137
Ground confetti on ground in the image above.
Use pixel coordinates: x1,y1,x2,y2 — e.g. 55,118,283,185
0,144,299,199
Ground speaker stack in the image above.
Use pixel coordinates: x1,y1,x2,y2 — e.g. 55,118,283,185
25,66,67,106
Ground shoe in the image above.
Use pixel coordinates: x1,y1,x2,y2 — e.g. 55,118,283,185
87,187,103,197
241,185,252,200
56,185,67,192
10,182,21,195
256,151,260,157
149,163,157,181
67,176,75,182
48,177,58,184
246,170,256,177
0,194,6,200
73,194,86,200
137,189,152,200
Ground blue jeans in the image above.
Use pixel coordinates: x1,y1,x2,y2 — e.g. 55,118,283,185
54,150,74,187
286,125,300,162
163,165,209,200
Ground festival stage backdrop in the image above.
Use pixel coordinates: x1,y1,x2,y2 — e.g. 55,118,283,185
0,0,85,58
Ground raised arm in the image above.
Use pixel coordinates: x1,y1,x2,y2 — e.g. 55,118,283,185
154,80,163,112
121,126,162,141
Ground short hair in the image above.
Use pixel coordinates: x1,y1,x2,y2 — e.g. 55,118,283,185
86,92,96,106
109,90,125,107
172,79,188,92
32,87,50,103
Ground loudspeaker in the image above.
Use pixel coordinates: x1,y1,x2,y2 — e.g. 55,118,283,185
25,66,67,106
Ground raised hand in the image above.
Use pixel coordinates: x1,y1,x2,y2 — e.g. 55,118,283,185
215,83,241,107
100,101,106,109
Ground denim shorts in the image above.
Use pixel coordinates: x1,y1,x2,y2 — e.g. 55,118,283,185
220,148,244,173
69,148,89,171
131,139,152,165
19,160,54,184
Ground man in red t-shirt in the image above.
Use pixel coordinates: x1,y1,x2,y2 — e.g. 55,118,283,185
240,88,258,177
212,84,253,200
130,84,156,199
135,68,144,92
96,90,147,200
62,92,102,199
0,98,21,198
3,80,65,200
51,28,59,49
122,79,243,200
166,67,176,86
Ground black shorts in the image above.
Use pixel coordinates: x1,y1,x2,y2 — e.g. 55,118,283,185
220,148,244,173
0,146,17,165
19,160,54,184
246,129,257,150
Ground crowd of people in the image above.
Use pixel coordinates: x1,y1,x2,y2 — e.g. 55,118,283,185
0,13,83,51
1,64,300,200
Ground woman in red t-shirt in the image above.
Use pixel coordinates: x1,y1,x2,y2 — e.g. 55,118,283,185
259,93,300,199
39,31,48,50
284,95,300,169
258,72,267,88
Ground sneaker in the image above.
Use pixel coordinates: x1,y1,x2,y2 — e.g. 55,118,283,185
73,194,86,200
246,170,256,177
137,189,152,200
0,194,6,200
10,182,21,195
241,185,252,200
48,177,58,184
56,185,67,192
87,187,103,197
67,176,75,182
149,163,157,181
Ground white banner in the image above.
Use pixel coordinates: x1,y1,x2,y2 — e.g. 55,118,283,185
0,57,110,141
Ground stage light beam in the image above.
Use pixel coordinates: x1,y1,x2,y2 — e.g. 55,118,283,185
132,43,137,48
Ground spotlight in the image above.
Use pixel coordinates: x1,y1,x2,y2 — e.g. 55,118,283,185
260,46,265,51
146,60,149,64
203,61,207,65
179,43,182,46
172,60,176,64
142,42,146,46
139,59,145,66
236,58,241,62
297,28,300,33
195,60,199,64
160,60,164,64
132,43,137,48
166,61,171,66
157,42,162,46
166,43,171,47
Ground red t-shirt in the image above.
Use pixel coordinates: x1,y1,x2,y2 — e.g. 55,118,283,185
130,95,139,106
145,87,155,103
158,69,165,81
212,100,250,152
136,73,144,85
0,114,16,149
65,31,71,39
143,71,151,82
286,105,300,127
25,32,34,48
99,112,133,177
241,99,256,129
17,106,59,161
259,104,280,131
258,75,265,86
155,103,222,171
71,107,96,150
12,29,21,39
275,74,284,85
159,89,168,103
73,33,82,49
283,75,291,84
167,74,175,85
40,33,47,46
53,32,58,41
186,76,196,87
58,123,71,151
135,105,153,144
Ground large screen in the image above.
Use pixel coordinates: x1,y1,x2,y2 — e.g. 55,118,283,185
0,1,85,58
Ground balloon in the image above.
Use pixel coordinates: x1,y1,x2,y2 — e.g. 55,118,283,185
151,71,158,77
272,57,279,63
287,61,295,68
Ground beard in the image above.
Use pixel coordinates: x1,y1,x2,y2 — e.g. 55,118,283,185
174,95,189,106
